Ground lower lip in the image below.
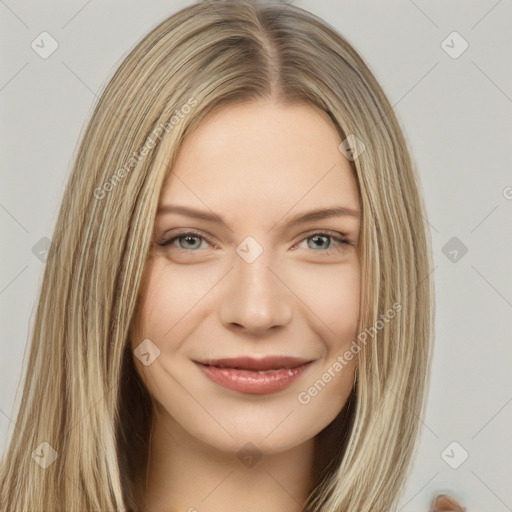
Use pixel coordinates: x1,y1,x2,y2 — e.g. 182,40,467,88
196,362,312,394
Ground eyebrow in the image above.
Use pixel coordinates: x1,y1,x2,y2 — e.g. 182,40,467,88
157,204,360,230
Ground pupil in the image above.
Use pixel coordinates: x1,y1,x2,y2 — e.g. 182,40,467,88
182,236,199,249
310,235,329,250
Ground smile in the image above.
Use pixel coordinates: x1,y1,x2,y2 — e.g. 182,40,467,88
194,356,315,394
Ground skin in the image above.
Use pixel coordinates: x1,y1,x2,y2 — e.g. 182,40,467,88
131,98,360,511
430,494,466,511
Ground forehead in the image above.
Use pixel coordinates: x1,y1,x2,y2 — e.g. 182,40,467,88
159,100,360,223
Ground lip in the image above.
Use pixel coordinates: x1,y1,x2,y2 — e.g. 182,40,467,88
194,356,315,395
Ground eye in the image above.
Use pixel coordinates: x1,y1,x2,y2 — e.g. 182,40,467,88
297,231,352,255
157,230,213,252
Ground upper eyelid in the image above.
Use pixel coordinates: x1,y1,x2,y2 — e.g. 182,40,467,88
157,228,214,246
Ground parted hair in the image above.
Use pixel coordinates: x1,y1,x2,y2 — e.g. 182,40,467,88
0,1,434,510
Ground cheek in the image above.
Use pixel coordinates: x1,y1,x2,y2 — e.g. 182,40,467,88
327,271,360,339
292,259,360,343
133,258,217,342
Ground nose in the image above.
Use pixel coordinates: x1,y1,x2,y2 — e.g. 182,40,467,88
219,249,294,335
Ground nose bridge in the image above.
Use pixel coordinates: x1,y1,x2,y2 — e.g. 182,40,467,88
235,247,277,298
219,235,293,332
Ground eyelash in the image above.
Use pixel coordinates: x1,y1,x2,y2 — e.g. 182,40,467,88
156,229,352,256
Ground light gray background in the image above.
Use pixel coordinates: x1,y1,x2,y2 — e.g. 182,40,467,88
1,1,511,510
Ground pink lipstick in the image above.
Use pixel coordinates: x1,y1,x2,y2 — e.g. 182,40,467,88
194,356,314,394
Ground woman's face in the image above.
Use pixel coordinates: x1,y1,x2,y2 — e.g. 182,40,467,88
132,99,361,455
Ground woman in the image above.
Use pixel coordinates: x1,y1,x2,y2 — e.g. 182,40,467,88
0,0,465,510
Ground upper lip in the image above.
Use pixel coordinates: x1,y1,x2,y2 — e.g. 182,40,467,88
195,356,314,371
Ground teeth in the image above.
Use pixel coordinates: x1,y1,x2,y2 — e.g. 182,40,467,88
215,366,293,373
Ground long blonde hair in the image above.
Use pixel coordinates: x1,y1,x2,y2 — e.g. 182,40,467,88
0,1,434,510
